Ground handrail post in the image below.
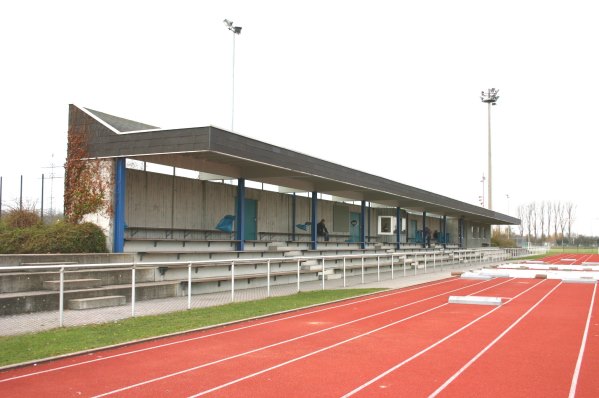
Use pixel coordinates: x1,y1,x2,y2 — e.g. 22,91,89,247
131,265,136,317
343,257,347,287
231,261,235,302
321,257,325,291
391,254,394,280
361,256,364,284
59,267,64,327
267,259,271,297
187,263,192,310
415,254,417,275
403,256,406,277
377,256,380,281
297,259,301,292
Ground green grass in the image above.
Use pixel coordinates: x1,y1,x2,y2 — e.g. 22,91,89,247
0,289,383,368
547,247,598,255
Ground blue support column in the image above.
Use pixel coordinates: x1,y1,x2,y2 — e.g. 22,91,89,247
443,215,447,249
396,207,401,250
113,158,126,253
360,201,366,249
292,193,296,242
422,211,427,248
367,203,371,241
236,178,245,251
311,191,317,250
405,213,409,243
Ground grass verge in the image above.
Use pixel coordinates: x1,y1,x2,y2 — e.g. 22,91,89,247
0,288,383,368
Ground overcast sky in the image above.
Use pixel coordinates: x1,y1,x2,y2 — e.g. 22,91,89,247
1,1,598,235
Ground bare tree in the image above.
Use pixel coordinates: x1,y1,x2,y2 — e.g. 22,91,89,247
565,201,576,241
538,201,546,241
525,203,535,242
517,204,525,237
557,202,567,244
547,201,553,243
553,201,561,241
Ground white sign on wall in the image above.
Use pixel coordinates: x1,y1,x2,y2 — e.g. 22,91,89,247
378,216,397,235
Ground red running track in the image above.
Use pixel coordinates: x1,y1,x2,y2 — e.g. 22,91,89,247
0,272,597,397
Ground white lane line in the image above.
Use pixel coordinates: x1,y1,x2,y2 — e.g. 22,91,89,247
92,279,504,397
188,303,451,398
342,279,548,397
428,281,562,398
568,282,597,398
0,277,463,383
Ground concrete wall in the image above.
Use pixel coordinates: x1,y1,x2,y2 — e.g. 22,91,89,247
122,168,490,247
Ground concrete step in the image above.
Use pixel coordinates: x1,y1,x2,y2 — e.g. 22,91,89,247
267,241,287,248
319,273,342,280
317,269,335,276
301,259,319,266
268,246,296,252
302,265,325,271
43,278,102,291
283,250,303,257
68,295,126,310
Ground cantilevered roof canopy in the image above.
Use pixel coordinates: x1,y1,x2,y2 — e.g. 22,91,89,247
70,105,519,226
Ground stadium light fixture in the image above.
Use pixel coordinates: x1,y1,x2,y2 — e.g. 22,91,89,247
480,88,500,210
223,19,242,132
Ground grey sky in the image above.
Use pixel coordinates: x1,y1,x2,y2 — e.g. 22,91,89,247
1,1,598,234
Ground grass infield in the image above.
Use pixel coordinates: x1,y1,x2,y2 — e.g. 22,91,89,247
0,289,383,368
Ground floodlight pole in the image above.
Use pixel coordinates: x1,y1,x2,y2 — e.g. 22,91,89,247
480,88,499,210
224,19,242,132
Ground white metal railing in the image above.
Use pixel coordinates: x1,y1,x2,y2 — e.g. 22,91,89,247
0,247,530,331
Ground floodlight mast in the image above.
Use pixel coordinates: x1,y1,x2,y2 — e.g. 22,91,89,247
480,88,499,210
223,19,242,132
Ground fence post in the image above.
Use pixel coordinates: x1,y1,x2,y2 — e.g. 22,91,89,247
59,267,64,327
391,254,394,280
377,256,380,282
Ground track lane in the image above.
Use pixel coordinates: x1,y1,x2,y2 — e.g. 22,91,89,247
432,281,595,398
0,277,497,397
340,279,557,397
93,279,511,397
569,283,598,398
203,278,552,398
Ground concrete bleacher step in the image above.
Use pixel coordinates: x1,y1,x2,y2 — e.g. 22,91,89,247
317,269,335,276
267,241,287,248
318,273,342,280
268,245,296,252
43,278,102,291
283,250,303,257
67,295,127,310
302,264,324,271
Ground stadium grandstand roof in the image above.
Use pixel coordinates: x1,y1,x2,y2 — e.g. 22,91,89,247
69,104,520,226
